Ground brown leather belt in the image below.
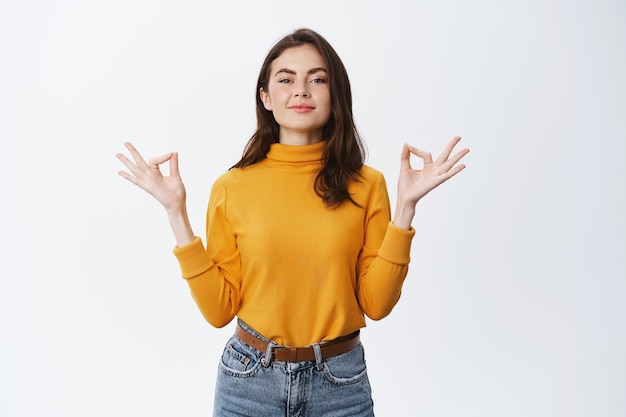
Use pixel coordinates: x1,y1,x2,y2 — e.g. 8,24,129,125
235,322,360,362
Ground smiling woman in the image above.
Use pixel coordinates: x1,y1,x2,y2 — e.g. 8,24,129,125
259,44,331,145
116,28,468,417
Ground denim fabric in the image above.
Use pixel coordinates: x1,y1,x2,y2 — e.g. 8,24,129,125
213,320,374,417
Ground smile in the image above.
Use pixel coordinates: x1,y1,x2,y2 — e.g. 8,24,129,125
289,104,315,113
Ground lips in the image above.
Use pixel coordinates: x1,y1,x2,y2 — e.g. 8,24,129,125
289,103,315,113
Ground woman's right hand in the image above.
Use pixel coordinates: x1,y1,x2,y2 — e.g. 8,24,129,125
116,142,186,214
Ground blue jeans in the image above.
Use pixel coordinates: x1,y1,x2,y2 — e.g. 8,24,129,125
213,320,375,416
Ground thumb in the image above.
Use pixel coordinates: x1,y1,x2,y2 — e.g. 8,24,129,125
400,143,411,170
169,152,181,178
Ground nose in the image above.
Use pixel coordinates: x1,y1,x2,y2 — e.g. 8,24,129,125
294,80,310,97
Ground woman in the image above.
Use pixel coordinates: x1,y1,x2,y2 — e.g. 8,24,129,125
117,28,468,417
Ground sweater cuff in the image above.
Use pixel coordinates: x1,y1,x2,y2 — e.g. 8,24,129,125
172,236,214,279
377,222,415,265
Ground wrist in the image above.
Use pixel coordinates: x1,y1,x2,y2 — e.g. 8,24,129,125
392,201,416,230
166,206,195,247
166,204,187,219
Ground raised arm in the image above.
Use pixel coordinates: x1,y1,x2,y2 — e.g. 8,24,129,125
393,136,470,230
116,142,195,247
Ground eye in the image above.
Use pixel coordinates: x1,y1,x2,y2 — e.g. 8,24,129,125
311,77,327,84
278,78,291,84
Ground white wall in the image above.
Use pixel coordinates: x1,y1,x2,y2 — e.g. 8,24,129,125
1,1,624,416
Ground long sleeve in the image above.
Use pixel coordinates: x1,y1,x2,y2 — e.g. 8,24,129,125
173,178,241,328
356,173,415,320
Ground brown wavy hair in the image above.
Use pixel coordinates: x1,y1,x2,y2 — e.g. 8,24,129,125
231,28,366,208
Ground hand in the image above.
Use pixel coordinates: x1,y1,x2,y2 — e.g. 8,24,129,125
397,136,469,206
116,142,187,213
393,136,469,229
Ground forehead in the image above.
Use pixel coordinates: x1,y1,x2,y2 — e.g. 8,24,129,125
271,44,326,72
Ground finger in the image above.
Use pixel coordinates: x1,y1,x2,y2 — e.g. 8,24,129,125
169,152,181,178
117,169,141,187
406,144,433,165
123,142,150,169
439,163,467,183
439,148,470,173
116,152,143,176
148,152,174,169
400,143,412,170
435,136,462,165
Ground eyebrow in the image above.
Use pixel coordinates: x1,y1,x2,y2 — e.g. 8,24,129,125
274,67,327,77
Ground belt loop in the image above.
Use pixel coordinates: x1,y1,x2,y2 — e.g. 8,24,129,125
312,343,324,371
262,340,276,368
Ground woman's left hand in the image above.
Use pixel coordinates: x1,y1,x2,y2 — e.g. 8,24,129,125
393,136,469,229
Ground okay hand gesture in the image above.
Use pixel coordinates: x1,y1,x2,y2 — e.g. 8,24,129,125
394,136,469,229
116,142,187,213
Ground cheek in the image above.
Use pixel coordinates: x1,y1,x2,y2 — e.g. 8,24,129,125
322,92,332,114
321,89,332,108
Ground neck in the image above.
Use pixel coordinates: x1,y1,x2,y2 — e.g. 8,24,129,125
279,128,324,146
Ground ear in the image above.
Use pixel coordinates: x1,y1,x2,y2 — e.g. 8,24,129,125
260,87,272,111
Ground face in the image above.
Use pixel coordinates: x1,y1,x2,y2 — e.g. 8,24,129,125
260,44,332,145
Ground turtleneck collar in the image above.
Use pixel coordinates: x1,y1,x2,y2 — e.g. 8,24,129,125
266,140,326,163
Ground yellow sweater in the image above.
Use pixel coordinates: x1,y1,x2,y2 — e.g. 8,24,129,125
173,141,415,347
